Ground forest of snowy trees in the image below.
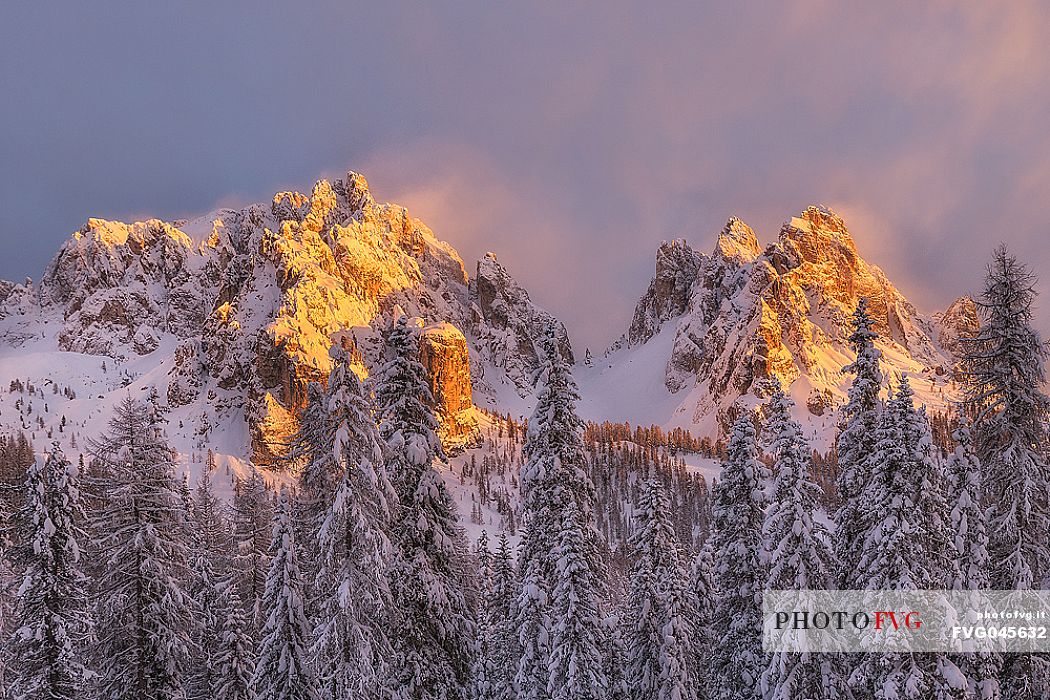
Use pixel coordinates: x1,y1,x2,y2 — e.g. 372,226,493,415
0,245,1049,700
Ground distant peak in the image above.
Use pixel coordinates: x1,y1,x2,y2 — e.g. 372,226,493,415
784,205,849,237
341,171,374,211
715,216,760,263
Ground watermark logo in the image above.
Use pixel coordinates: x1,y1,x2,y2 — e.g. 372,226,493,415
763,590,1050,653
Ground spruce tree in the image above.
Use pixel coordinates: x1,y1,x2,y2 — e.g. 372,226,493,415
946,420,999,700
960,246,1050,590
375,316,473,699
187,469,233,700
602,609,629,700
624,480,694,700
759,387,842,700
960,245,1049,700
547,502,607,700
215,583,256,700
311,348,397,699
89,397,193,700
516,328,605,700
287,381,337,608
687,543,716,700
514,545,550,700
834,297,883,590
233,470,273,633
488,533,519,700
469,532,498,700
710,413,765,700
853,378,961,699
8,442,89,700
252,489,317,700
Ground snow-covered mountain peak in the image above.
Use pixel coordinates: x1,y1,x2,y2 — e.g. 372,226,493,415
588,206,969,442
2,168,575,464
714,216,760,264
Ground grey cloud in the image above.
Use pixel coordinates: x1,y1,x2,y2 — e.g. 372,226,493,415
3,1,1050,349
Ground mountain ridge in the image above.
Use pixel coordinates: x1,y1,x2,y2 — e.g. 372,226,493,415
588,205,972,442
0,172,973,462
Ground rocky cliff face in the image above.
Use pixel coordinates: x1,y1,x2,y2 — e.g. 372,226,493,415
470,253,573,394
420,323,479,448
626,239,704,346
611,205,973,434
18,170,568,461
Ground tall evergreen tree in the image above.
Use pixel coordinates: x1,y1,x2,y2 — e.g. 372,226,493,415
374,316,473,700
89,397,193,700
311,349,397,699
8,442,89,700
961,246,1050,585
946,421,999,700
710,413,766,700
624,480,694,700
602,609,629,700
287,381,337,608
516,328,605,700
853,378,961,699
187,469,233,700
488,533,519,700
514,541,550,700
686,543,716,700
252,490,317,700
959,246,1050,699
834,297,883,590
215,583,256,700
759,387,842,700
233,470,273,633
547,502,607,700
468,532,498,700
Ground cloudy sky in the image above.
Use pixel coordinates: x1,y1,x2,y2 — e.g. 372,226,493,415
3,1,1049,350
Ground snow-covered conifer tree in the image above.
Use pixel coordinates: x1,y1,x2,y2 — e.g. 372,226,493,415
515,544,550,700
547,502,607,700
960,246,1050,592
946,420,999,699
215,582,256,700
853,378,961,699
252,489,317,700
959,245,1049,700
469,532,498,700
287,381,337,602
687,544,715,700
233,470,273,633
8,442,89,700
187,469,233,700
311,348,397,699
374,316,473,699
488,533,519,700
516,328,605,700
709,413,765,700
834,297,883,590
759,387,842,700
602,609,629,700
624,480,694,700
947,421,988,592
89,397,193,700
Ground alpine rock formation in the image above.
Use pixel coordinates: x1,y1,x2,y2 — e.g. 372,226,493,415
0,174,976,470
584,206,976,443
0,171,570,464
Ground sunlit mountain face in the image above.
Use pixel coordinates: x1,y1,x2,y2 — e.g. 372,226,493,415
0,171,974,468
